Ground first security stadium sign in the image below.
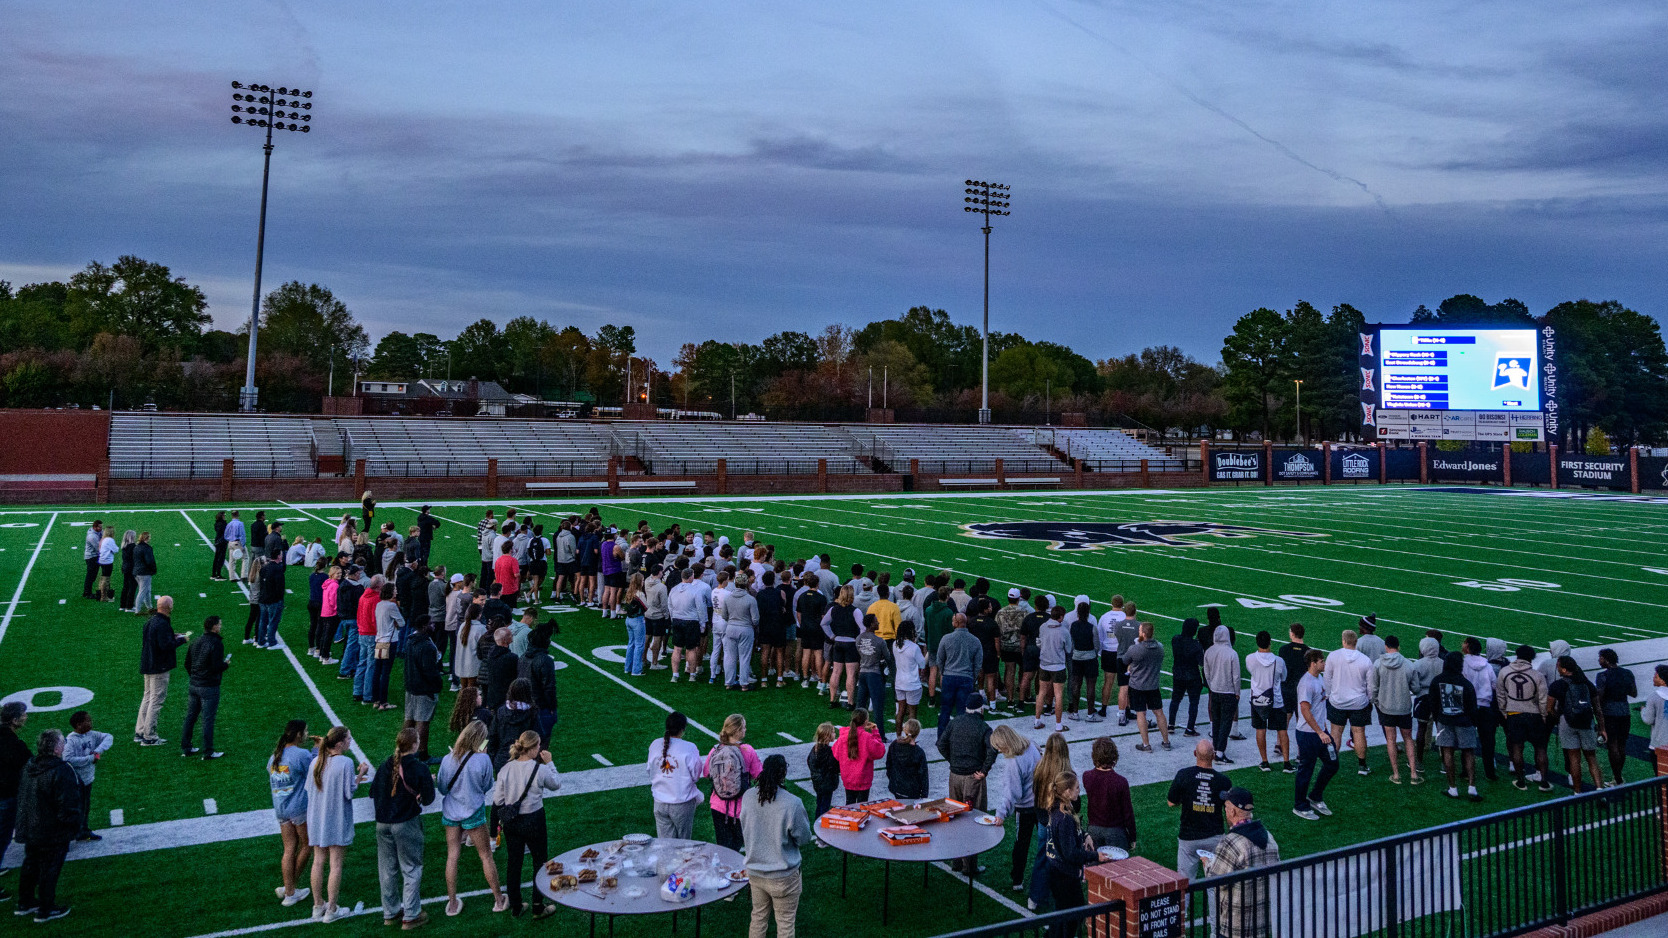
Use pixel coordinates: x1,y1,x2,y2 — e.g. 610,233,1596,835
963,521,1326,551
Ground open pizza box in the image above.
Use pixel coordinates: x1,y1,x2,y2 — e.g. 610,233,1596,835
884,797,971,825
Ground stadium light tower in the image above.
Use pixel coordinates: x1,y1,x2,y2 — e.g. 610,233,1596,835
1293,378,1304,444
963,180,1011,424
229,80,315,412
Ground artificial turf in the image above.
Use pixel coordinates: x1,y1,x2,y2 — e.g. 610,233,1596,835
0,485,1664,937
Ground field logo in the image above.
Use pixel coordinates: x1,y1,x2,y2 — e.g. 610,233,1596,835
963,520,1326,551
1339,452,1371,478
1493,356,1531,390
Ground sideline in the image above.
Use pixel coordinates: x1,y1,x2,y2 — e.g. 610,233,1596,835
0,510,56,646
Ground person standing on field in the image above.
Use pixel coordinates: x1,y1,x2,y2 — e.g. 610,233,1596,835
372,727,434,929
13,729,83,923
1246,631,1290,773
1167,739,1231,878
81,520,103,599
739,754,812,938
181,615,229,759
1292,650,1339,821
1324,630,1373,776
136,597,188,747
1368,635,1420,785
1496,644,1552,792
1125,622,1172,752
1203,625,1241,764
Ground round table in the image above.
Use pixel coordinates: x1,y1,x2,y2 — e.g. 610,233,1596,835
535,838,749,938
814,809,1008,924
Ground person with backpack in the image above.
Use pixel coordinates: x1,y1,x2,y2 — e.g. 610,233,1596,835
1495,645,1552,792
996,589,1028,711
492,730,562,918
1432,652,1483,802
1595,649,1638,788
1547,656,1604,794
1063,597,1101,723
704,714,763,851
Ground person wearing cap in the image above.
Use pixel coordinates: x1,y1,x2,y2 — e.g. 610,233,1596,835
1355,616,1385,662
936,691,996,878
1202,787,1280,938
995,589,1027,712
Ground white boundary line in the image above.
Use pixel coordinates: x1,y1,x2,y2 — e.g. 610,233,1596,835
178,510,369,765
0,510,56,646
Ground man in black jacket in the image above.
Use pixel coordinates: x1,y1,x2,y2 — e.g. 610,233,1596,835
264,520,287,563
416,505,440,563
401,618,444,761
0,701,30,892
257,551,287,649
936,691,997,877
482,627,519,711
182,616,230,759
136,597,189,746
520,625,560,745
395,558,421,627
371,728,435,927
15,729,83,922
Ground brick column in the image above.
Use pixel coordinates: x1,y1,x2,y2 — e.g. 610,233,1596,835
817,458,828,494
716,458,727,495
607,456,619,496
1631,446,1641,494
95,467,109,504
1323,442,1332,484
995,458,1005,487
1085,857,1189,938
1503,448,1513,487
1263,440,1273,486
1377,441,1387,484
1418,442,1429,484
1140,458,1150,488
1199,441,1210,487
910,458,920,476
1075,458,1085,489
1549,444,1559,489
354,459,367,501
220,459,235,502
486,458,498,499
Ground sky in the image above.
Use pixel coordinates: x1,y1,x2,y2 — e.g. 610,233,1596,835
3,1,1666,367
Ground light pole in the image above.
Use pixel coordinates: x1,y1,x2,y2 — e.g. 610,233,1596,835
230,80,315,412
964,179,1011,424
1293,379,1304,444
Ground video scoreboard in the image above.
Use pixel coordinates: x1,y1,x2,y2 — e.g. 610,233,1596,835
1361,326,1550,442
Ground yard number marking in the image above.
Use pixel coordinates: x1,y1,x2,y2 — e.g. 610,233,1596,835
1454,578,1562,592
1203,595,1344,612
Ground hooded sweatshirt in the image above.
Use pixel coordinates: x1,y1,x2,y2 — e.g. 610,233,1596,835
1461,649,1496,706
1535,641,1571,687
1640,684,1668,751
1202,626,1241,695
1409,637,1444,702
1171,618,1205,686
1495,659,1549,717
1246,649,1286,708
1324,645,1372,711
1484,638,1509,676
1368,651,1414,716
1432,652,1479,728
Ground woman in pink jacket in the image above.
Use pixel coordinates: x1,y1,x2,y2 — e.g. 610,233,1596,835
833,708,887,804
703,714,763,851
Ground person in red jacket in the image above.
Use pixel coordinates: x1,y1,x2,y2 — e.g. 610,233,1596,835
832,708,887,804
352,575,383,704
493,543,521,608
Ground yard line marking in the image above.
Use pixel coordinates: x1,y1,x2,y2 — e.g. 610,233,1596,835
777,731,802,743
591,753,612,766
930,860,1033,917
179,510,369,765
58,598,66,605
109,809,123,826
203,798,218,815
549,640,720,740
0,511,56,647
179,881,537,938
199,592,207,598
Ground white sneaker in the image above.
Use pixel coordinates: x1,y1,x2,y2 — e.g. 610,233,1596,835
321,903,343,923
310,905,327,922
1033,719,1044,729
1054,724,1065,733
281,888,309,907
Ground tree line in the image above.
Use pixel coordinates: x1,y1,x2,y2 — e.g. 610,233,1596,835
2,255,1662,447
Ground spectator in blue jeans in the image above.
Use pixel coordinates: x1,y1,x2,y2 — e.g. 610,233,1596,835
0,701,29,891
931,613,982,735
334,567,368,680
257,548,287,649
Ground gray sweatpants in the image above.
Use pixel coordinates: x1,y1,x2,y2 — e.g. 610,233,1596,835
722,627,755,687
654,797,700,840
376,818,424,921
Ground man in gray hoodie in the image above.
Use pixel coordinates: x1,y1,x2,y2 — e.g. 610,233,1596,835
1203,626,1241,764
1410,636,1445,764
1368,635,1419,785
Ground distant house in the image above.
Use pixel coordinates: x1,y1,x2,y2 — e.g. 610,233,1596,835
358,378,526,416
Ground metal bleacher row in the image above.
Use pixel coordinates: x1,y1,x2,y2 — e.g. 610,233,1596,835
106,414,1179,479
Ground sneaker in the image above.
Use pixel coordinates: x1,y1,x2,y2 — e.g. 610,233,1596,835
829,700,843,710
1445,787,1460,799
181,747,200,757
281,887,310,907
403,912,431,930
1283,762,1297,774
669,674,680,683
1526,771,1542,783
1538,781,1554,793
1053,724,1065,734
322,903,344,924
133,735,144,744
1010,883,1024,893
1213,754,1234,765
1068,712,1082,722
1229,733,1247,741
799,679,809,688
311,905,328,922
1311,801,1332,817
203,751,225,760
1033,720,1044,730
1358,766,1371,777
14,904,38,917
34,907,71,923
1134,743,1152,753
1116,715,1129,727
320,658,336,666
243,638,256,645
1183,728,1200,737
1086,713,1104,723
1468,788,1483,803
1293,808,1320,821
1259,762,1272,772
141,737,167,747
76,832,102,842
1513,778,1528,791
1161,739,1172,751
492,895,510,913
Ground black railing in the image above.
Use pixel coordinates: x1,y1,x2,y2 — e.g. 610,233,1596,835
914,459,1067,475
1082,459,1199,473
644,458,873,476
934,898,1126,938
1183,775,1668,938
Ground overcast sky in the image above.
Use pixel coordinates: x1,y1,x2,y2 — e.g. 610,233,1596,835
3,1,1665,365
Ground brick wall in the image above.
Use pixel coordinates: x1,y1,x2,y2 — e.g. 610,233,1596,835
0,409,110,475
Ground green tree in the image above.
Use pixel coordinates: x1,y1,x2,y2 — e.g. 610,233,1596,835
368,331,424,378
1542,300,1668,447
758,331,819,375
990,343,1061,398
500,317,554,393
450,318,505,383
256,281,368,375
1220,307,1289,439
65,256,210,352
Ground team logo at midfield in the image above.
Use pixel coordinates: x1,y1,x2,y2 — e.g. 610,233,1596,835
962,520,1327,551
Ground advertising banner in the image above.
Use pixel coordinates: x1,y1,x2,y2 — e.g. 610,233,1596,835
1211,450,1262,482
1271,449,1325,482
1427,452,1503,483
1557,456,1630,490
1641,456,1668,490
1331,448,1379,482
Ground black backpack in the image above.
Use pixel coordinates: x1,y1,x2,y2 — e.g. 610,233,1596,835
1562,682,1595,729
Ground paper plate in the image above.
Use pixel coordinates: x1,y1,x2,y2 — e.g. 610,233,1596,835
622,833,653,845
975,815,1002,826
1098,846,1130,861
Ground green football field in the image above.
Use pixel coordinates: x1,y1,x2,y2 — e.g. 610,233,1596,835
1,485,1665,937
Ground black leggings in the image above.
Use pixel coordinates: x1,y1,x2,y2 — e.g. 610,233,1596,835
244,602,261,642
313,615,338,657
1047,870,1086,937
1603,714,1631,784
1169,681,1201,731
503,810,549,912
211,540,228,577
1010,806,1038,887
1209,692,1238,754
712,811,742,851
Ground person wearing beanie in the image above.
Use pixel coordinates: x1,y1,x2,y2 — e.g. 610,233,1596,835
936,691,995,878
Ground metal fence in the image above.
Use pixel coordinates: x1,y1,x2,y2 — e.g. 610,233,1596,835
643,458,873,476
934,899,1127,938
913,459,1069,475
359,459,613,478
1083,458,1199,474
1183,775,1668,938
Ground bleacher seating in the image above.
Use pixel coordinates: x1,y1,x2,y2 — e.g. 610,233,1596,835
617,422,870,475
1041,428,1182,469
333,418,615,477
109,413,318,478
849,425,1062,473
